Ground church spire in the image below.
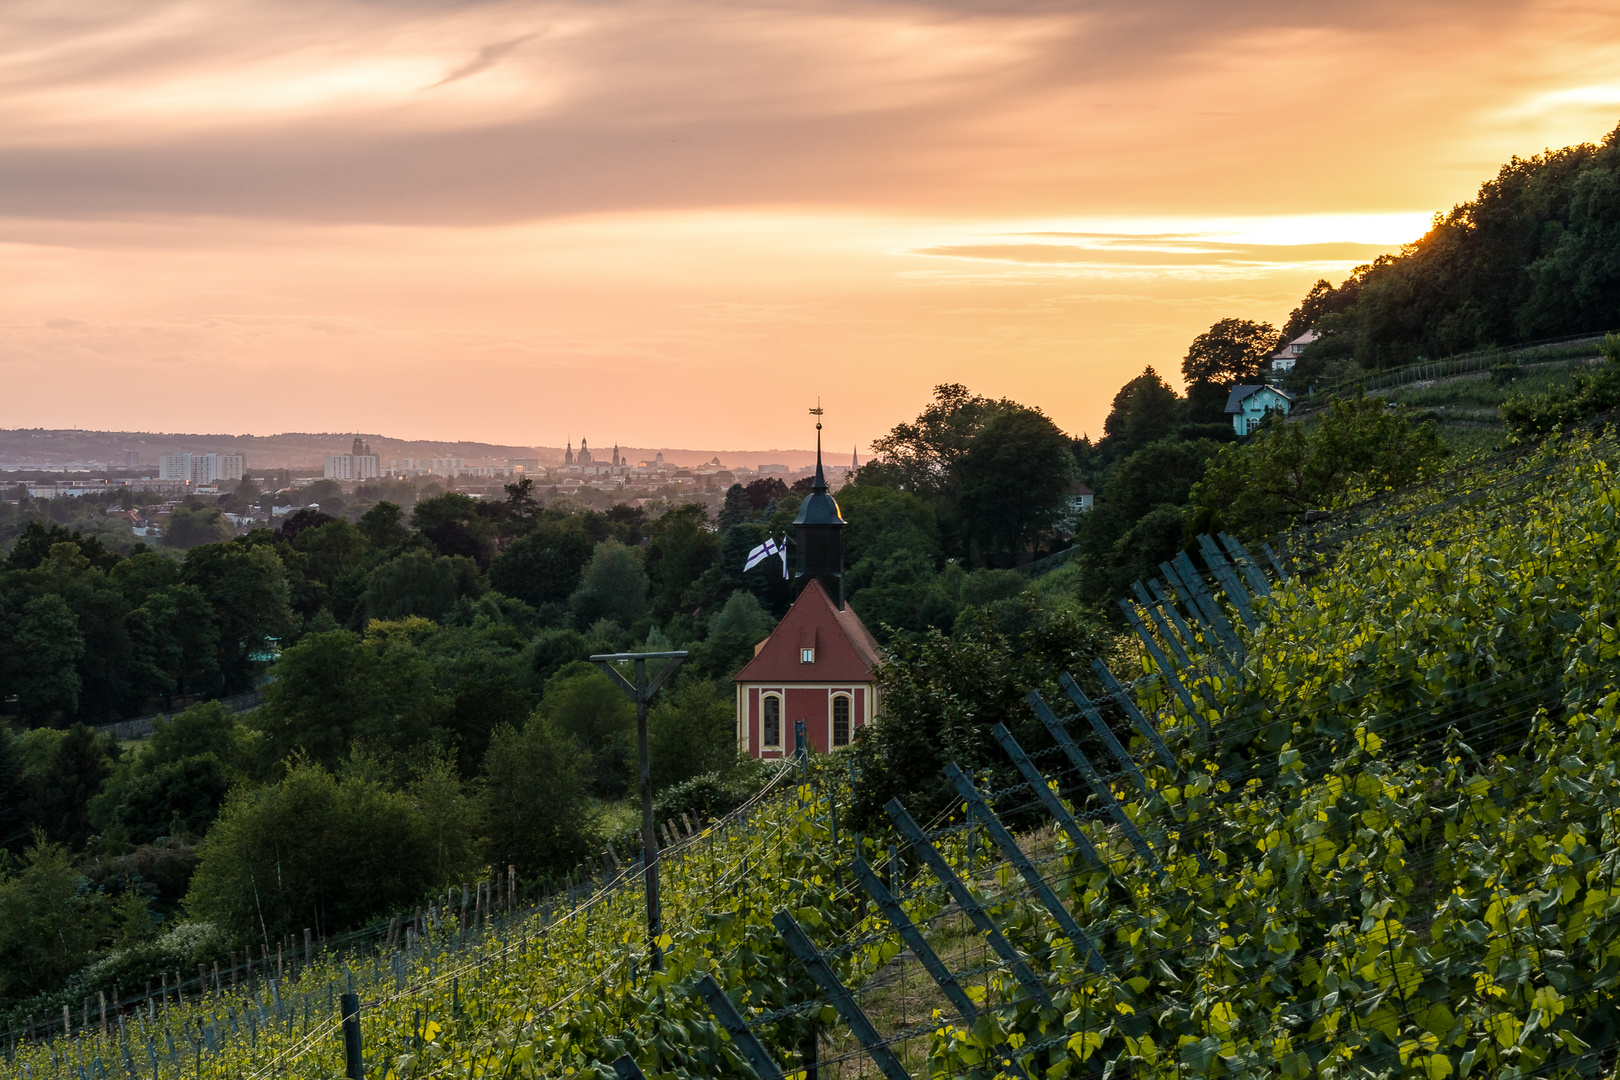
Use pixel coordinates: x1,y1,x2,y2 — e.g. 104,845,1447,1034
810,402,827,491
794,400,846,607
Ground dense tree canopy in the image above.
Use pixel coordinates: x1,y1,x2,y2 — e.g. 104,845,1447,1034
1286,122,1620,371
956,406,1076,564
1099,367,1183,455
860,384,1076,565
185,761,478,941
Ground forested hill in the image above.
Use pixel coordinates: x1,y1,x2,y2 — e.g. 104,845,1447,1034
1281,120,1620,378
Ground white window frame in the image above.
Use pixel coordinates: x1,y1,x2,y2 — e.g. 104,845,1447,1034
761,693,783,750
800,647,815,664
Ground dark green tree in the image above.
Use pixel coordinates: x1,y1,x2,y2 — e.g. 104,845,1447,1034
0,840,130,1001
488,521,595,610
6,522,115,572
1290,123,1620,365
503,477,540,530
162,505,234,550
644,504,720,620
684,590,777,678
5,593,86,724
18,724,116,848
220,477,262,514
185,761,475,940
0,728,23,850
357,501,411,551
1182,318,1281,386
480,717,591,882
1280,278,1361,342
253,629,447,776
108,550,181,606
538,662,635,797
1099,368,1183,456
647,679,739,790
412,493,495,566
181,542,295,692
362,550,485,623
716,484,754,532
568,540,650,629
845,550,958,641
956,407,1077,564
838,485,941,567
845,603,1117,831
526,627,588,684
126,583,222,706
293,519,369,585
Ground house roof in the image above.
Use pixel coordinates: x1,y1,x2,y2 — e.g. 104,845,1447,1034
732,579,883,684
1271,330,1320,358
1224,384,1294,413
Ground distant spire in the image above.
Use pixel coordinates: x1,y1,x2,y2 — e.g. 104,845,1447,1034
851,445,858,470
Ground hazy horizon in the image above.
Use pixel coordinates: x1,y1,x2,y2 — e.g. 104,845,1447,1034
0,427,840,470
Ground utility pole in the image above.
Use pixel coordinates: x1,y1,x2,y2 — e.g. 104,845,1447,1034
591,650,688,970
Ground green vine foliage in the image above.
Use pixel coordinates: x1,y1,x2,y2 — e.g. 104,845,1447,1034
916,434,1620,1080
0,775,902,1080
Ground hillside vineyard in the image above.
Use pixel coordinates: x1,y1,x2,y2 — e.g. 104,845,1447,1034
2,428,1617,1079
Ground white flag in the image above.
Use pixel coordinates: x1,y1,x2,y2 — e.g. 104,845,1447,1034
744,537,789,578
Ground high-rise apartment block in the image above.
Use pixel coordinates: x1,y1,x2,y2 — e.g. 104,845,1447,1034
325,437,380,480
388,457,466,477
157,451,245,484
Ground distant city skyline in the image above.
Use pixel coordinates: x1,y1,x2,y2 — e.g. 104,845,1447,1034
0,427,851,472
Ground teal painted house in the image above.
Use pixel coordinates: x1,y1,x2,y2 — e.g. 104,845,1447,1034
1224,384,1293,436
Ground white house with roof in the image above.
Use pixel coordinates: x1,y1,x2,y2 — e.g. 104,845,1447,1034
1269,331,1319,375
1225,385,1293,436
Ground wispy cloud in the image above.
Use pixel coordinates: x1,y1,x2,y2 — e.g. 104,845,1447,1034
429,35,535,90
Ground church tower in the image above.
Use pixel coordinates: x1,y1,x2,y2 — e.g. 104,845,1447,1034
794,406,846,608
565,440,574,466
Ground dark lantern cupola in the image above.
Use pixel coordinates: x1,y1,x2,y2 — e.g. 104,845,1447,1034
794,404,846,608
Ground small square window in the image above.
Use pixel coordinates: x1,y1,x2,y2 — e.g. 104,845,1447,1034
800,648,815,663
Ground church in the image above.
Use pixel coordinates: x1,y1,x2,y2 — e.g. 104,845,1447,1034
733,425,883,758
562,438,625,476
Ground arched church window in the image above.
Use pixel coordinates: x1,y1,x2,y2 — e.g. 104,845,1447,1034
763,695,782,749
832,695,851,748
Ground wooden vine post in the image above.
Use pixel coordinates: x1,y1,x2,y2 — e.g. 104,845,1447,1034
591,649,688,971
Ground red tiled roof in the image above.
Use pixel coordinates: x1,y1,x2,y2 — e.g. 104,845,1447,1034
732,579,882,683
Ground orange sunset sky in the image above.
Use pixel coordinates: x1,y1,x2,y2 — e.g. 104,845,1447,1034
3,0,1619,453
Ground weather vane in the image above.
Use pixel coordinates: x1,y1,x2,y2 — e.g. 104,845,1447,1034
809,398,823,430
